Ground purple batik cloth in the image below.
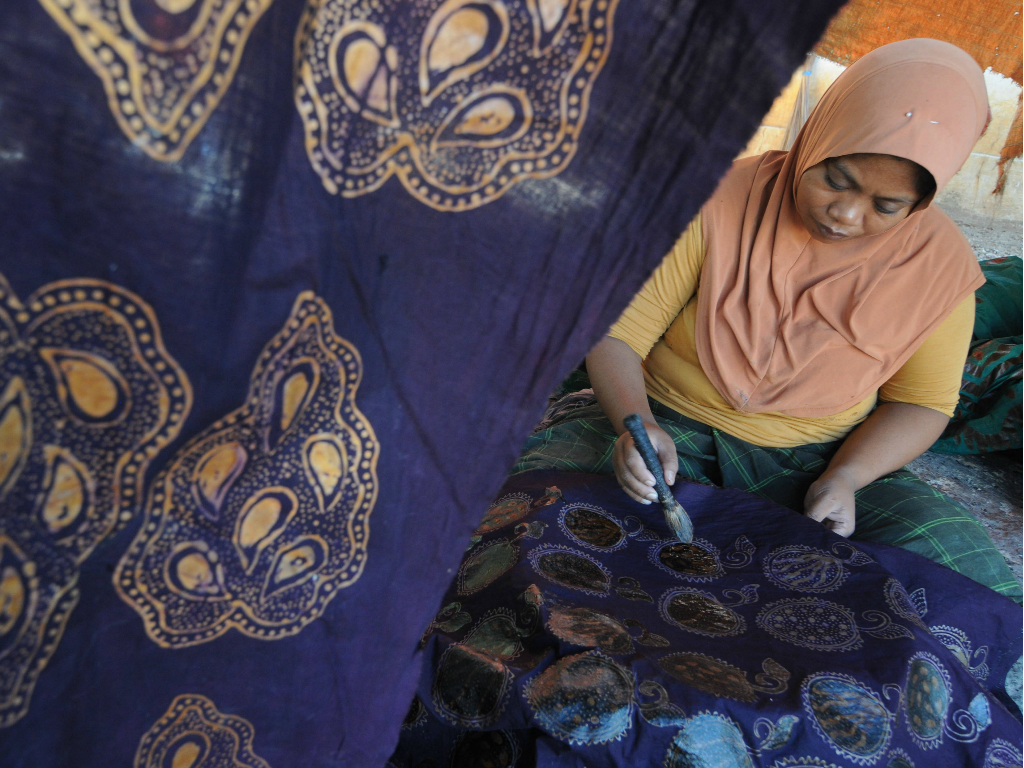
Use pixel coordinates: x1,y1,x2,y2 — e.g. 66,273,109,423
396,471,1023,767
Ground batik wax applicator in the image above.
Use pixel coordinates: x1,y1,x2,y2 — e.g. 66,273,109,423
623,414,694,543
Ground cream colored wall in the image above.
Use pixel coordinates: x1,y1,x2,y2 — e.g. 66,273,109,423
737,56,1023,222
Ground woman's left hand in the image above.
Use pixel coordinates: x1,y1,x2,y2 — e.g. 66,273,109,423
804,472,857,537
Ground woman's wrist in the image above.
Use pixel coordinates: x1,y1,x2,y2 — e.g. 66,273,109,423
817,463,863,492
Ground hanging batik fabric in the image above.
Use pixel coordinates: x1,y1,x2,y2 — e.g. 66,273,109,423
1,0,871,764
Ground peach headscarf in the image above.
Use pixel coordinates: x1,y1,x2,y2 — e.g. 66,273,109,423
696,39,988,418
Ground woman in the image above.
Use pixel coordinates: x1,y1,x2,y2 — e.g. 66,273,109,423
516,39,1021,602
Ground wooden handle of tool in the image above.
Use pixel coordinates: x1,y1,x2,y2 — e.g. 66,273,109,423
623,414,672,502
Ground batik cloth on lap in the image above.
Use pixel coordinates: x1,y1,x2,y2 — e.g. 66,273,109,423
517,397,1022,602
392,471,1023,767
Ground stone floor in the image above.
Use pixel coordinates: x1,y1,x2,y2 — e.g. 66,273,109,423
916,205,1024,597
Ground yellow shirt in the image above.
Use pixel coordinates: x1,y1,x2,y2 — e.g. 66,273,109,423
609,213,974,448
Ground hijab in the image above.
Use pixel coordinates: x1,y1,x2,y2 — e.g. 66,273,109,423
696,38,988,417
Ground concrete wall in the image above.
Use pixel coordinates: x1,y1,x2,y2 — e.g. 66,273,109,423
737,56,1023,223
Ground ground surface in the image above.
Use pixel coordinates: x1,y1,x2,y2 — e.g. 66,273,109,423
910,205,1022,594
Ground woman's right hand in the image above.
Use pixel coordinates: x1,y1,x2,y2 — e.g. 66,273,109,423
612,422,678,504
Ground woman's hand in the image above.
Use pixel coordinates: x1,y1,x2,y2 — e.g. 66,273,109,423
612,422,678,504
803,471,857,537
802,402,948,538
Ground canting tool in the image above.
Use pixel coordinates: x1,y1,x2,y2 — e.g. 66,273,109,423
623,413,694,543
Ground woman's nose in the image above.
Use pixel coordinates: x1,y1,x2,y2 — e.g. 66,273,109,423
829,199,861,227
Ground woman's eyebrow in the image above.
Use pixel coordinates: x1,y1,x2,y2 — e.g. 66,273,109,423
831,160,915,205
876,193,917,205
830,160,859,188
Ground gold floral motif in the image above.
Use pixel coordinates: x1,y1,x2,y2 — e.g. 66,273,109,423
134,694,272,768
0,274,190,727
294,0,621,211
38,0,275,161
115,292,378,647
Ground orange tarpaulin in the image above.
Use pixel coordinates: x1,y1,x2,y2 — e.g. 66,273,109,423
814,0,1022,191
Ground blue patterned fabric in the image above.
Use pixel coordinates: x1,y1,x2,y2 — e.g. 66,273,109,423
395,471,1023,767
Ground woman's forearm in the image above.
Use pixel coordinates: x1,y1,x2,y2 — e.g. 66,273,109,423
820,402,949,490
586,336,652,434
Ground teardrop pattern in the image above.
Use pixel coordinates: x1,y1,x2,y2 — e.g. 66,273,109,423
166,543,228,600
525,0,574,53
40,348,130,424
329,22,399,126
262,536,329,601
37,447,93,538
0,536,35,657
419,0,509,104
0,377,30,496
303,434,347,512
266,359,319,450
162,736,207,768
433,87,532,150
233,488,298,572
191,442,247,521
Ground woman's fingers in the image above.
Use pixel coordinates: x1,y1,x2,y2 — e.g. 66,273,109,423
804,477,856,537
650,427,679,485
613,436,658,503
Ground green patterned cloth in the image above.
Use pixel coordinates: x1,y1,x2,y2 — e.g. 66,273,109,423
514,398,1022,602
931,256,1022,455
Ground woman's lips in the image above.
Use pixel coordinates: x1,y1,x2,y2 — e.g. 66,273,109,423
816,221,849,240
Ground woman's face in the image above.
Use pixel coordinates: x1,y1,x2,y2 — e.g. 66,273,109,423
795,153,924,243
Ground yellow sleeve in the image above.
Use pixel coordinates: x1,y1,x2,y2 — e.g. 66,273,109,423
878,294,974,417
608,213,705,359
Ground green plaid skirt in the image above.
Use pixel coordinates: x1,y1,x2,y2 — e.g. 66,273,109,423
514,399,1022,602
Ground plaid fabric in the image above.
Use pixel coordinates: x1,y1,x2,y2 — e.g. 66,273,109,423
515,395,1022,602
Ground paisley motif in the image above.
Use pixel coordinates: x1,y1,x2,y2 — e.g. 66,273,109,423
115,292,377,647
458,539,520,595
432,611,522,727
637,680,685,727
928,624,989,680
883,579,927,629
770,759,846,768
903,653,950,749
450,730,520,768
983,738,1024,768
658,653,789,702
664,711,755,768
546,603,632,654
295,0,621,210
474,493,532,535
757,598,862,652
524,651,634,745
0,274,189,727
658,588,746,637
38,0,275,161
802,673,892,765
755,715,800,751
613,576,653,602
133,694,271,768
762,545,849,593
528,545,610,595
650,539,723,582
559,503,627,551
